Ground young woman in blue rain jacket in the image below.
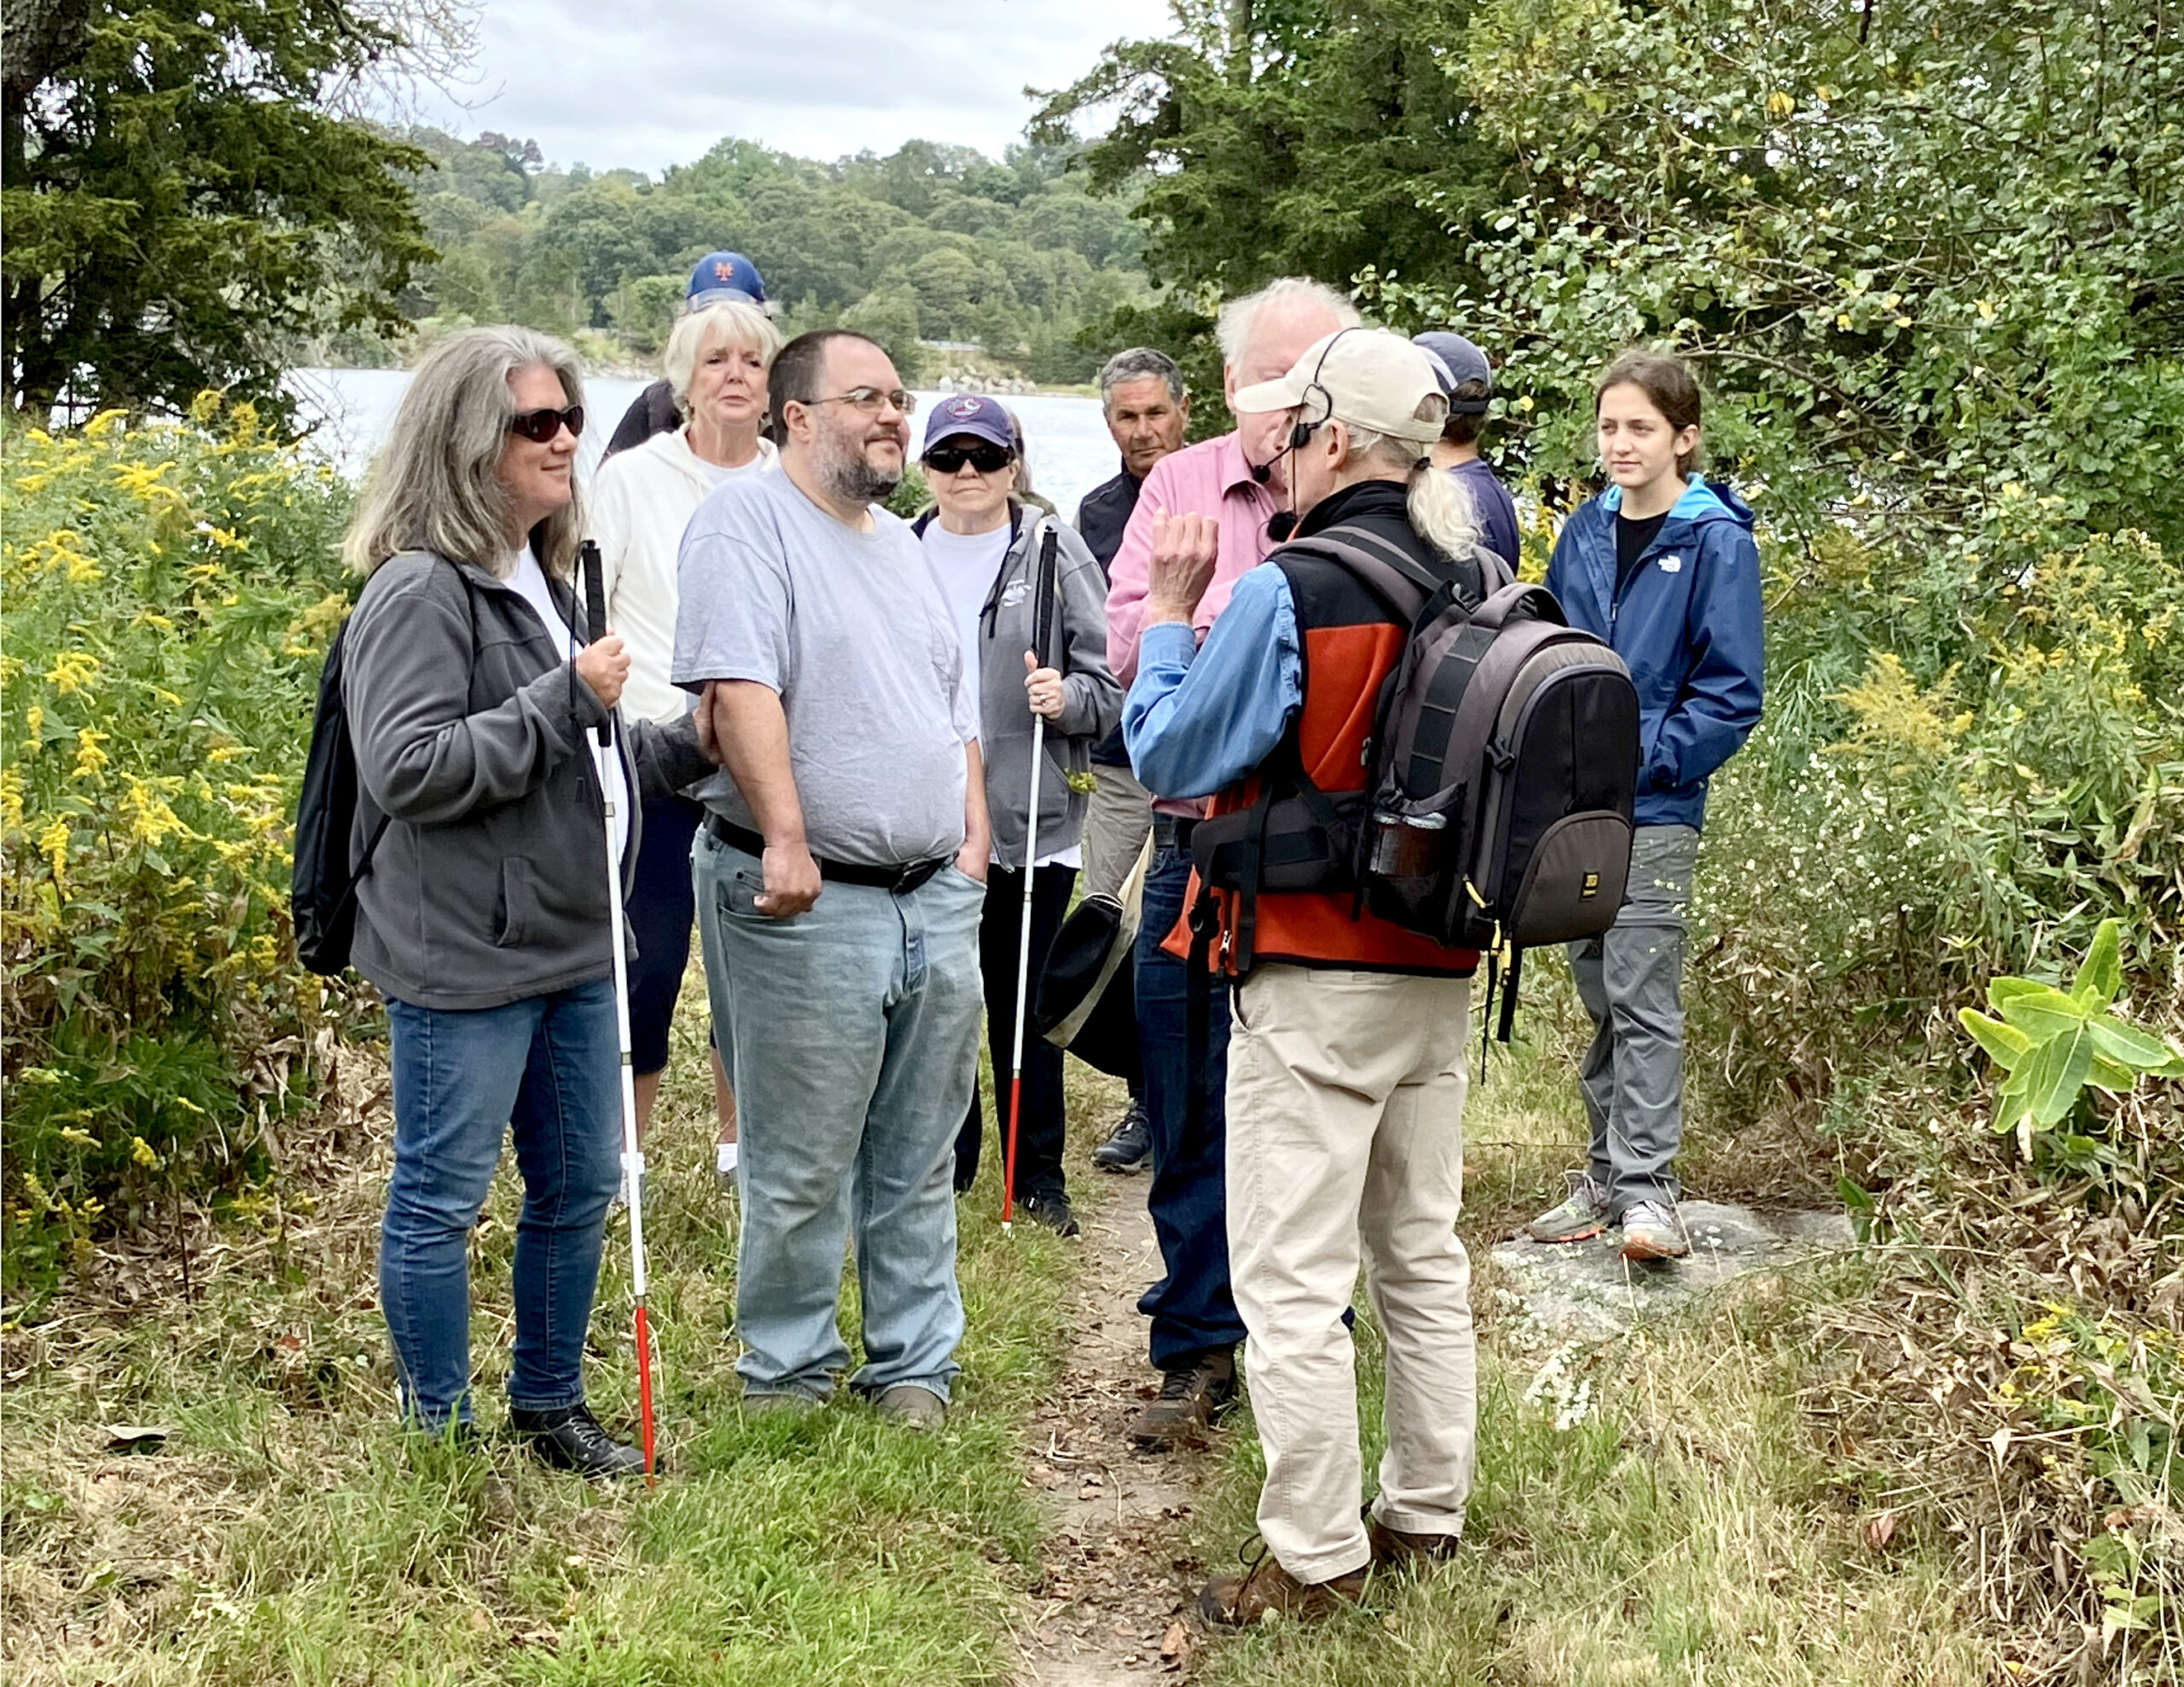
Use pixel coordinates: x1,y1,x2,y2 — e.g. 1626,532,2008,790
1528,350,1764,1262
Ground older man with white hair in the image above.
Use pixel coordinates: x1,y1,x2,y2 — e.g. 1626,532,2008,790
1102,277,1361,1453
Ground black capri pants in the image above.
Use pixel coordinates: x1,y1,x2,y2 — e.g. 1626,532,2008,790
625,791,706,1075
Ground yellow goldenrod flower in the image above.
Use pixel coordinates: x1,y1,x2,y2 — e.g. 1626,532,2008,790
72,727,110,781
44,651,101,696
37,816,71,882
131,1136,162,1168
190,389,224,424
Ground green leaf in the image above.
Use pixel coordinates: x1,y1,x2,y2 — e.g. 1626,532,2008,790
2087,1054,2140,1094
1993,1059,2036,1133
1960,1008,2032,1070
2089,1014,2184,1074
2021,1022,2096,1128
1993,983,2091,1041
1988,976,2046,1010
2071,919,2124,1006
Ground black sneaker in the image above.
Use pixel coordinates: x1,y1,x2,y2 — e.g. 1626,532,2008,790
509,1402,649,1480
1092,1099,1152,1173
1021,1190,1082,1238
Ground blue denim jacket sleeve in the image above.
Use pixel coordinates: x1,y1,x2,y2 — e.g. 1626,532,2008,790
1122,564,1304,801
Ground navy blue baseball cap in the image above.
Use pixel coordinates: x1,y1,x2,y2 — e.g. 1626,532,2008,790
921,392,1016,455
1413,332,1494,415
687,251,767,310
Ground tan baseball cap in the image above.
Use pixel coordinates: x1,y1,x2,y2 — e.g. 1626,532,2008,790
1231,328,1449,448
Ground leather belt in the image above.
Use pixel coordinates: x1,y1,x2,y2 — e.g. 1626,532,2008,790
704,814,950,896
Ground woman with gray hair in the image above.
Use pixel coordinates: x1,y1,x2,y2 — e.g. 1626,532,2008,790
589,299,784,1178
341,326,708,1475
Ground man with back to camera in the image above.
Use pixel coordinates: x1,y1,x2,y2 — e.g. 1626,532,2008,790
1414,331,1521,574
1075,347,1191,1176
1102,277,1361,1453
672,328,989,1429
606,251,770,458
1123,328,1486,1624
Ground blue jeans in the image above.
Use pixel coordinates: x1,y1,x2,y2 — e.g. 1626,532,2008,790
694,831,984,1401
379,977,621,1430
1134,846,1246,1369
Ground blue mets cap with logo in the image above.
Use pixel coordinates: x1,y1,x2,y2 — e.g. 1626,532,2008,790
686,251,767,310
921,392,1016,454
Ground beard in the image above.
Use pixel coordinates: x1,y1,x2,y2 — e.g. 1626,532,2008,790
812,420,903,507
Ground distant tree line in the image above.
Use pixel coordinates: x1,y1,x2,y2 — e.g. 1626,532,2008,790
390,131,1153,384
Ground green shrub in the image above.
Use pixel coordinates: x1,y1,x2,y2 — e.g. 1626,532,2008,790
1,398,358,1287
1688,519,2184,1138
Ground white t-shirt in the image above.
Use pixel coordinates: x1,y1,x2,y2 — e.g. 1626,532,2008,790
589,429,778,725
917,519,1081,872
508,545,631,862
919,521,1009,704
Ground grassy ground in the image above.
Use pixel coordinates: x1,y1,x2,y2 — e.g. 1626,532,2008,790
4,953,2046,1685
1187,963,2005,1686
1,994,1122,1686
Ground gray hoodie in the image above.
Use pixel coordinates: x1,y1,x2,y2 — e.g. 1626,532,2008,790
342,549,711,1012
919,507,1122,866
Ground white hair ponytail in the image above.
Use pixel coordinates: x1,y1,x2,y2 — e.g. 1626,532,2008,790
1346,424,1484,564
1404,455,1483,564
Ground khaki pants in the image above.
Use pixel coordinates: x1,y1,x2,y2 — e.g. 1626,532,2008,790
1078,760,1153,902
1225,965,1476,1582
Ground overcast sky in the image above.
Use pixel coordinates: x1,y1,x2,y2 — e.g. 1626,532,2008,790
415,0,1181,173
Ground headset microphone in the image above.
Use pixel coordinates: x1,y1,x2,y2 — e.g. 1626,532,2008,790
1266,510,1299,542
1248,456,1274,484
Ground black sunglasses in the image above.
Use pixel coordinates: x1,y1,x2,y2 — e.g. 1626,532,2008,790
508,404,585,443
923,441,1014,475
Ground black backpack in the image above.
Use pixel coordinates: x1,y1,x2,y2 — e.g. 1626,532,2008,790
1189,521,1639,1041
291,556,471,977
291,616,387,977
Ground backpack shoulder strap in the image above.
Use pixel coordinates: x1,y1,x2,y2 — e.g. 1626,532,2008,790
1277,524,1442,624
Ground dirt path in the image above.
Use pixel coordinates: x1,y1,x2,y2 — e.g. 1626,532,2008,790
1011,1184,1224,1684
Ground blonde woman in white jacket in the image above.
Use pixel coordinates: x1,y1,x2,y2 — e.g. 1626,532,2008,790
590,299,783,1177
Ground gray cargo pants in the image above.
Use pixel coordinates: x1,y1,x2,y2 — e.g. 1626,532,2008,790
1079,759,1154,903
1567,823,1699,1217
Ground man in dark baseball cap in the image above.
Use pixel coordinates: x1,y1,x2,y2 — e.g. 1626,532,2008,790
1414,331,1520,573
607,252,774,457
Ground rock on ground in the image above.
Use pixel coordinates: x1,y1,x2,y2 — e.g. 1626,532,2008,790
1485,1200,1856,1346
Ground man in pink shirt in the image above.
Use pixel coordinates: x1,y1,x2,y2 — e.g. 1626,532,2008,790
1106,278,1362,1452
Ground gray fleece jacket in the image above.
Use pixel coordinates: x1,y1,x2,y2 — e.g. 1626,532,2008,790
341,549,712,1012
917,506,1122,865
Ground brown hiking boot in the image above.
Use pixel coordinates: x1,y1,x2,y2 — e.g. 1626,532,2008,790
1132,1347,1237,1452
1199,1543,1368,1626
1365,1507,1461,1572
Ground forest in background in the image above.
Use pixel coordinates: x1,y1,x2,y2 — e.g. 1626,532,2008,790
340,130,1153,384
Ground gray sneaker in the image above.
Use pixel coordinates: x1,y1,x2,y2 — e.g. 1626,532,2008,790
1618,1200,1689,1261
874,1383,946,1431
1525,1171,1612,1244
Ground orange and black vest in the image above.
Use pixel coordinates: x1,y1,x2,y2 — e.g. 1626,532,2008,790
1183,519,1483,981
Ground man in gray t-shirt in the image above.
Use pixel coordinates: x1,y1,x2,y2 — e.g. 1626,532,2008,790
673,329,989,1428
675,465,979,867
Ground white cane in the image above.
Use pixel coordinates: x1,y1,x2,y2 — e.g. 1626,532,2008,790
579,539,657,1482
1002,520,1061,1230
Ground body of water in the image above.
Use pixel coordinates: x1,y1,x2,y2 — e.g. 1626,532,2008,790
285,368,1122,522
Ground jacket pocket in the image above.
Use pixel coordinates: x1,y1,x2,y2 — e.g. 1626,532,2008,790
496,857,539,948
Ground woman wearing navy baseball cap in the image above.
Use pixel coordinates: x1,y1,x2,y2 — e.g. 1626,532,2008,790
910,395,1121,1235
